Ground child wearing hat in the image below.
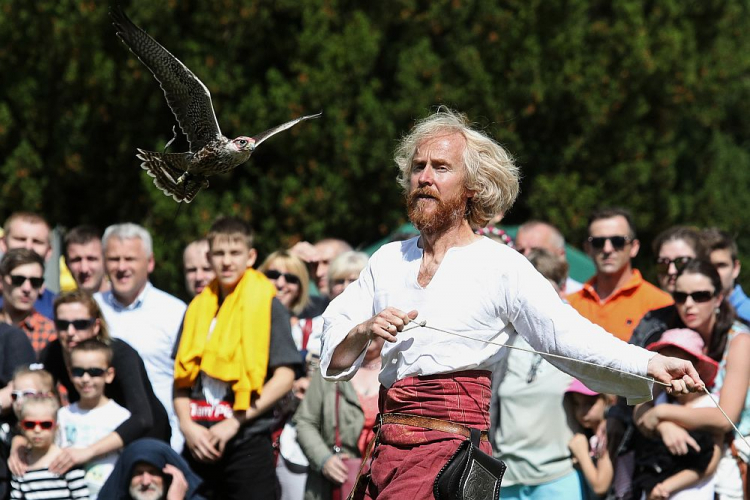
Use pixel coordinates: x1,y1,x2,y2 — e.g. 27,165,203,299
632,328,721,500
565,378,616,497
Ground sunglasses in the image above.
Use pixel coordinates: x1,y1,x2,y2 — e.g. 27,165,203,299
656,256,693,275
672,290,715,304
587,236,631,250
264,270,301,285
11,390,46,402
20,420,55,431
8,275,44,289
70,367,107,378
54,318,96,331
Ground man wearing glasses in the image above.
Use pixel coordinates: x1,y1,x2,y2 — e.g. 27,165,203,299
0,248,56,356
0,212,57,320
567,208,673,342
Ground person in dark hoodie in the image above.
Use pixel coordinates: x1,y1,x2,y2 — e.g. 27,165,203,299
98,438,205,500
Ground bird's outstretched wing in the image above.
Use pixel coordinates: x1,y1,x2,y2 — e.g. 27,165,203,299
252,112,323,147
111,6,222,151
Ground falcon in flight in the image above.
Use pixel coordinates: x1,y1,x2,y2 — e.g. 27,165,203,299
111,6,321,202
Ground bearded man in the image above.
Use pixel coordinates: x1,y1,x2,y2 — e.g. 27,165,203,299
319,108,703,499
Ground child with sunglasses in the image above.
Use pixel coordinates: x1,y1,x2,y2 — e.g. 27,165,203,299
0,248,57,356
56,339,130,499
10,366,56,420
11,395,89,499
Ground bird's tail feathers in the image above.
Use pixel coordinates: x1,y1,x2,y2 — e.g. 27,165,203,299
136,149,207,203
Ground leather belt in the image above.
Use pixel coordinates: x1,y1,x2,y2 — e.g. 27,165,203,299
380,412,489,442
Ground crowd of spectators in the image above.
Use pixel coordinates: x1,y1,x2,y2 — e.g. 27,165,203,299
0,208,747,499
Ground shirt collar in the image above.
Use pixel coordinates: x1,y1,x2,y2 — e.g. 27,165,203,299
106,281,152,311
582,269,644,302
20,311,38,331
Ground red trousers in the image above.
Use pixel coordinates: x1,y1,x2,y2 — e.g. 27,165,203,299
365,370,493,500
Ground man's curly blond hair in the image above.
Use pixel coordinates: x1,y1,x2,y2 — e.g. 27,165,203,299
394,107,520,228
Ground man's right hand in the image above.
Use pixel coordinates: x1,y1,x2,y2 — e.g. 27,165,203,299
182,421,221,463
329,307,418,373
356,307,419,344
322,454,349,485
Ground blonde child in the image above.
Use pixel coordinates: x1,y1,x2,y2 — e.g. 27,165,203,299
56,339,130,499
10,366,56,420
566,379,615,498
10,396,88,499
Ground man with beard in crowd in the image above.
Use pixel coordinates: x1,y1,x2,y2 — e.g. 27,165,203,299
319,108,704,499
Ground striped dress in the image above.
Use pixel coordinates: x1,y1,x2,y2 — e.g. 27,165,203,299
11,467,89,499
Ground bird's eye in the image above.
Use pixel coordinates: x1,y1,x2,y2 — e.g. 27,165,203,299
238,139,247,146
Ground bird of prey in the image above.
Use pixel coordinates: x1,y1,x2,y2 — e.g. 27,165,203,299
110,6,321,202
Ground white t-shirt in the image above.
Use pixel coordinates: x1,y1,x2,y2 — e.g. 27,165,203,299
321,237,655,403
57,400,131,499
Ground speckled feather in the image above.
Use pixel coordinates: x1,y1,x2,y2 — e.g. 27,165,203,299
110,6,321,202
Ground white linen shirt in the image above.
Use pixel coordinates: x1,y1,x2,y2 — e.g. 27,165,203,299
320,237,657,404
95,282,187,449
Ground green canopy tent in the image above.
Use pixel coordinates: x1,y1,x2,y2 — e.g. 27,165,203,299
362,223,595,284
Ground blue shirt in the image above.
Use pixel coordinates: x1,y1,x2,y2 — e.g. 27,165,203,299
95,282,186,450
729,284,750,323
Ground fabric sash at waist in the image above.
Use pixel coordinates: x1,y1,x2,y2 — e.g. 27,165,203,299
378,370,492,446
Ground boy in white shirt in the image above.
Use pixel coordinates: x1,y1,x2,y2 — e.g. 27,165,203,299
57,339,131,499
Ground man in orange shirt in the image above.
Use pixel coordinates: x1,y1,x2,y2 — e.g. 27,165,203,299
568,208,673,342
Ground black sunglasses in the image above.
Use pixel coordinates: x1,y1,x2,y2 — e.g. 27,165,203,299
587,236,631,250
655,256,693,275
20,419,54,431
8,275,44,289
264,270,301,285
70,367,107,378
54,318,96,331
672,290,715,304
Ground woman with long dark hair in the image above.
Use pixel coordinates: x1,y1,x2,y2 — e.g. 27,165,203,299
636,260,750,499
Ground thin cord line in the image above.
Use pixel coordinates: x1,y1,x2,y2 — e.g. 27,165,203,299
702,389,750,452
403,319,750,449
403,320,669,387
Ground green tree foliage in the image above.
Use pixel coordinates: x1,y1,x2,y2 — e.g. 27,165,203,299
1,0,749,295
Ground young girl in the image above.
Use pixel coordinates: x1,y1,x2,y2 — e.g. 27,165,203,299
10,366,56,419
566,379,615,498
10,396,89,499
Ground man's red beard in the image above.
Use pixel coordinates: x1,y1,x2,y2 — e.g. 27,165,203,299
407,187,467,234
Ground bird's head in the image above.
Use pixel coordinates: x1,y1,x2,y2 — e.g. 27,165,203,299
231,136,256,152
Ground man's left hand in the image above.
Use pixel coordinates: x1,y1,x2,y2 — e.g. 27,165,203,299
646,353,704,395
208,418,241,454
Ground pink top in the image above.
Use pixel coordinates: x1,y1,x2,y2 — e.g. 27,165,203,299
356,392,379,456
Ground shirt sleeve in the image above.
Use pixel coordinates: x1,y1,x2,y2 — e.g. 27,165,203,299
507,257,656,404
0,324,36,385
110,341,157,444
319,258,376,381
269,298,304,370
